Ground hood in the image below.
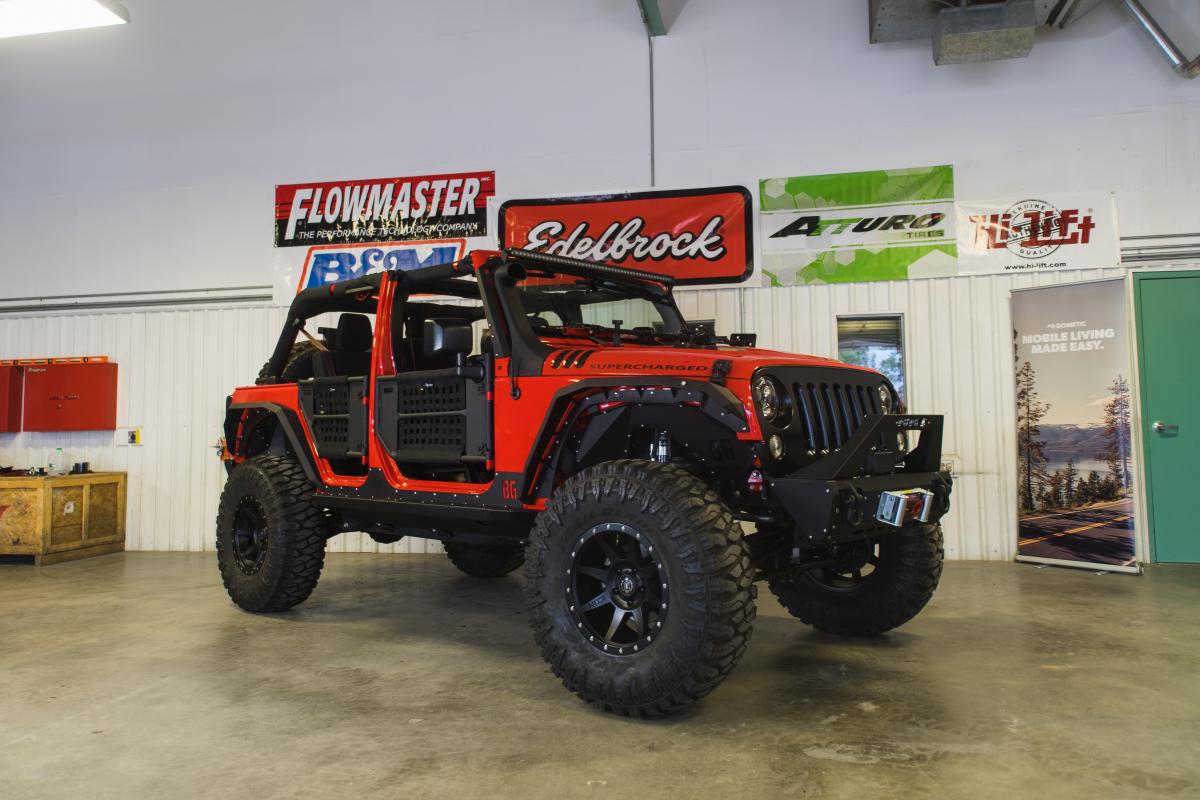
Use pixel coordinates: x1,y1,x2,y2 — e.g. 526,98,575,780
539,343,882,382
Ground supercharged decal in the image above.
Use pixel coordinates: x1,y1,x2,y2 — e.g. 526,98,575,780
276,171,495,247
499,186,753,286
588,363,708,372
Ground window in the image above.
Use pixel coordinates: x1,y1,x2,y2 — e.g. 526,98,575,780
837,315,906,403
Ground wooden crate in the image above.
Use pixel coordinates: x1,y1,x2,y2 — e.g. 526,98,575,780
0,472,126,565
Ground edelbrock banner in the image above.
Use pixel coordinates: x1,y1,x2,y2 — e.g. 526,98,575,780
272,170,493,304
958,194,1120,275
759,165,957,286
1012,279,1139,573
498,186,754,286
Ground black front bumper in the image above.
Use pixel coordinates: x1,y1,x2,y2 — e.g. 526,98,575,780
765,414,953,546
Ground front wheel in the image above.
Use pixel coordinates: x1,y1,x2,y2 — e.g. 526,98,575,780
767,523,944,637
525,460,756,717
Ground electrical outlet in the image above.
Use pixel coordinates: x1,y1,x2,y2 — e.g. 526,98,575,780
128,428,141,445
118,427,142,446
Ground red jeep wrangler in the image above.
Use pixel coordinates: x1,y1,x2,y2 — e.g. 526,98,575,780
218,249,952,716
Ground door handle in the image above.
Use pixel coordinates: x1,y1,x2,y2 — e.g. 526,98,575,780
1153,421,1178,433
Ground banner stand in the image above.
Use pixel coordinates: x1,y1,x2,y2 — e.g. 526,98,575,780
1012,278,1141,574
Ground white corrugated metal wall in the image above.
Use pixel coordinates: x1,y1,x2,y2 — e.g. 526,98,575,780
0,268,1126,558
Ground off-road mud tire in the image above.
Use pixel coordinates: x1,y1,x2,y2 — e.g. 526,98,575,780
445,542,526,578
767,523,943,636
216,455,327,612
526,460,756,717
255,342,318,385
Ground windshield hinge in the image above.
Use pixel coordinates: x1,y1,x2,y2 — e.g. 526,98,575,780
711,359,732,386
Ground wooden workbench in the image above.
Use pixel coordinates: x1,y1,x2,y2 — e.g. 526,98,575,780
0,472,126,565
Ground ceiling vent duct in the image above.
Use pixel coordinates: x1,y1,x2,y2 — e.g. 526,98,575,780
870,0,1105,64
933,0,1036,64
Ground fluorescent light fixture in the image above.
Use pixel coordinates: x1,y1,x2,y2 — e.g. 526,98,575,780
0,0,129,40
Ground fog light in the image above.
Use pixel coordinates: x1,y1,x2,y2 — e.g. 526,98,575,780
768,434,785,460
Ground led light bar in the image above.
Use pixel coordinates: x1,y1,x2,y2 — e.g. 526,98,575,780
0,0,129,40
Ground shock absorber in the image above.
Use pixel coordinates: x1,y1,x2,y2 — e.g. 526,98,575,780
652,430,671,464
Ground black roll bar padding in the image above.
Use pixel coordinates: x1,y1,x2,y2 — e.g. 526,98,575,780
502,248,677,287
493,261,553,378
794,414,944,481
264,257,474,381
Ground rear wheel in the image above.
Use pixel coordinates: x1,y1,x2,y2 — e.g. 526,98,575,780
526,460,755,717
444,542,525,578
766,523,943,636
216,455,328,612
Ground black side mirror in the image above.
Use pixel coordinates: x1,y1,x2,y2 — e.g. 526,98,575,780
424,318,473,365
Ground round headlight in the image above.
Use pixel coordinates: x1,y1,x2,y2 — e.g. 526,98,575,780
878,385,892,414
768,434,786,460
753,376,783,423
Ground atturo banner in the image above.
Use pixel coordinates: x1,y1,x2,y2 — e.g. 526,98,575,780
759,165,958,286
1012,279,1139,573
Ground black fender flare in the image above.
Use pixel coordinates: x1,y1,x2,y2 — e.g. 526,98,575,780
520,378,753,502
225,401,321,485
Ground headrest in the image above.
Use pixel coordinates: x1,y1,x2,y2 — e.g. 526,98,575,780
334,314,373,351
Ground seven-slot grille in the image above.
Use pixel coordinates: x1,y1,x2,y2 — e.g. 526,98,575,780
778,373,888,455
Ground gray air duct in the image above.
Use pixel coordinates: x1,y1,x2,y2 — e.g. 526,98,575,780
869,0,1105,65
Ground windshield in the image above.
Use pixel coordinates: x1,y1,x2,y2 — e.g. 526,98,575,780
515,279,686,341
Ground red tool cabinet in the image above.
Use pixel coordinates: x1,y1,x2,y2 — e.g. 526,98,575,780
21,362,118,431
0,364,22,432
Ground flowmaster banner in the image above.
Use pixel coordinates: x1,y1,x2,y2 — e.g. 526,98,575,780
275,171,494,247
498,186,754,285
958,194,1120,274
759,166,957,286
1012,279,1138,572
273,171,492,304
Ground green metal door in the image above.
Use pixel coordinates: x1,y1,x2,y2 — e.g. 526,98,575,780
1135,272,1200,563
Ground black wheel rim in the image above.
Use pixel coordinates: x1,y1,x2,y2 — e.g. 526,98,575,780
808,538,880,592
232,496,270,575
565,523,667,655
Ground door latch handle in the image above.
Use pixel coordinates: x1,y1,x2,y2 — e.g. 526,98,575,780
1153,421,1178,433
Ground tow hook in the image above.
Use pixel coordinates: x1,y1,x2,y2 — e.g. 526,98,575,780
839,487,868,526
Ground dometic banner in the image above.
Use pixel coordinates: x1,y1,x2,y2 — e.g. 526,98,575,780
759,166,957,286
959,194,1119,275
275,171,494,247
1012,279,1139,573
498,186,754,285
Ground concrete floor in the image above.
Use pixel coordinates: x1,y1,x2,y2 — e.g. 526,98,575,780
1,555,1198,800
